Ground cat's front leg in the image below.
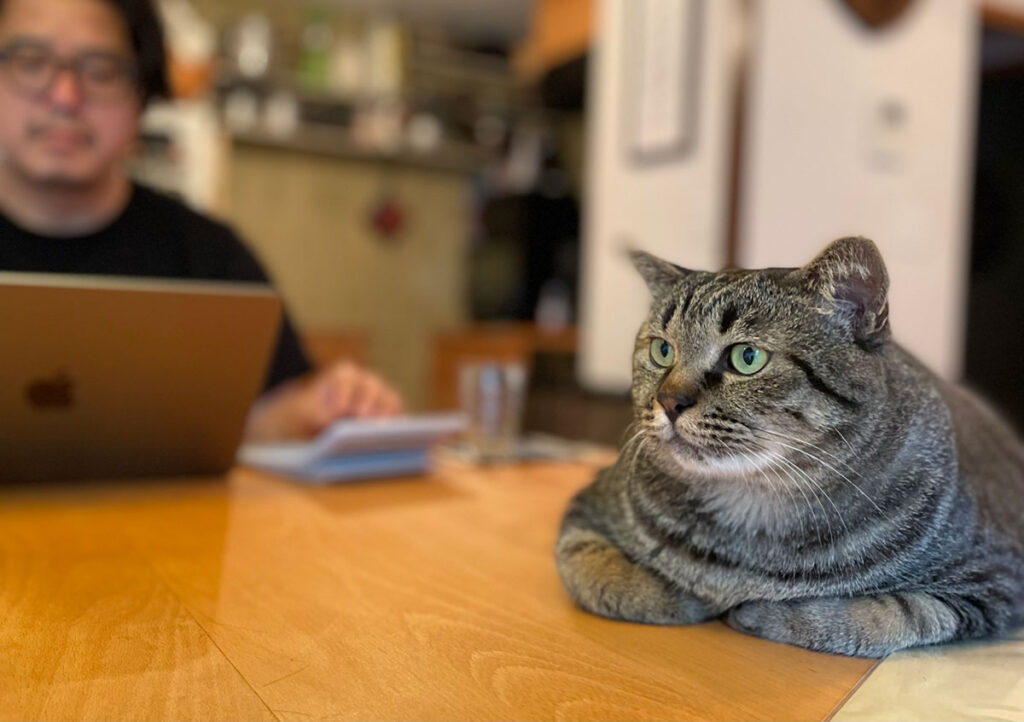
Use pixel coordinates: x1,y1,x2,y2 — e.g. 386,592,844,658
725,593,969,657
556,527,712,625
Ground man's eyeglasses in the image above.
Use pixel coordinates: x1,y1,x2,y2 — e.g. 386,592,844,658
0,42,139,104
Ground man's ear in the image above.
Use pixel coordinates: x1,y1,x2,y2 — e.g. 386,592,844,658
801,236,891,350
629,250,691,296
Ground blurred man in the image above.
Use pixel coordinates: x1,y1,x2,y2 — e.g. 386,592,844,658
0,0,403,441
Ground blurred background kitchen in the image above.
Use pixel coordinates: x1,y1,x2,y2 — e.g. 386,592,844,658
136,0,1024,444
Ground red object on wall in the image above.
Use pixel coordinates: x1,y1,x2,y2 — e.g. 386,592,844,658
370,194,405,239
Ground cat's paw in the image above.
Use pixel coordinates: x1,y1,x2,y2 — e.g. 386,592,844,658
725,598,887,657
725,600,799,645
578,569,708,625
557,528,714,625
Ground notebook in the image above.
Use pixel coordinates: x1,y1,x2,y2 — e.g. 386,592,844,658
0,272,282,482
238,413,467,482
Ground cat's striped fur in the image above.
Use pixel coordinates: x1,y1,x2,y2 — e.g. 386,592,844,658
556,237,1024,657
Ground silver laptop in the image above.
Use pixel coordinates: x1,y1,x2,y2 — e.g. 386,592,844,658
0,272,282,482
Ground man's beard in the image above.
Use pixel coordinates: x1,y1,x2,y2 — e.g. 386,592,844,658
14,120,105,188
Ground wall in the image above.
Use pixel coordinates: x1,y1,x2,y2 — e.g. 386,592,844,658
579,0,978,391
578,0,742,392
225,145,470,411
738,0,978,380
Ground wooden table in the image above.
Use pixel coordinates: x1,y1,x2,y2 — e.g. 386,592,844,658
0,461,875,720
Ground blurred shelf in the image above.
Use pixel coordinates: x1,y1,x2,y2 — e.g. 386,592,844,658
230,123,488,174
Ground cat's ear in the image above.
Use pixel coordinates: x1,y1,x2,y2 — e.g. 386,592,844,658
629,250,691,295
800,237,891,349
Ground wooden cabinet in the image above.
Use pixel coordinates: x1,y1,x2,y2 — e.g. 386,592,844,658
431,322,576,409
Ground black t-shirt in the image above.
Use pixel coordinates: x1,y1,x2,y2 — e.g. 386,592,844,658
0,183,312,391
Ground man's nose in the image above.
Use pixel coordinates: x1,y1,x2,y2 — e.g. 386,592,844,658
47,68,85,110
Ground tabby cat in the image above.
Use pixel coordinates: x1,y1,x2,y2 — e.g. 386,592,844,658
556,237,1024,657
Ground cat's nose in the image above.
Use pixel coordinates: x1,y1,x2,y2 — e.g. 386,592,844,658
658,391,697,423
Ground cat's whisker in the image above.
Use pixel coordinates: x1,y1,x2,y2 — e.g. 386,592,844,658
746,439,834,546
833,427,856,454
737,447,823,546
732,448,775,490
754,435,884,515
762,452,828,549
626,432,649,481
619,423,646,453
736,449,787,513
724,448,786,534
760,443,848,543
750,426,862,478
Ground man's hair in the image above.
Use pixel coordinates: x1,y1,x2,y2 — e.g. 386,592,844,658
0,0,170,104
109,0,169,105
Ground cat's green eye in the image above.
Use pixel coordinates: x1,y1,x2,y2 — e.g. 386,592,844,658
729,344,769,375
650,338,675,368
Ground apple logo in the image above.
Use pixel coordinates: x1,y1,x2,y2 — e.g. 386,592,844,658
25,371,75,410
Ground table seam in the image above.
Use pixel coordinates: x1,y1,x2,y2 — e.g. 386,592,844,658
142,555,284,722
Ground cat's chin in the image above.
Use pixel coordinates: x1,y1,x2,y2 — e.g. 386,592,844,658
657,433,768,480
694,453,771,479
673,452,769,480
650,416,769,479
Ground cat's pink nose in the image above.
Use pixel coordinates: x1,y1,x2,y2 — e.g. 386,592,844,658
658,391,697,423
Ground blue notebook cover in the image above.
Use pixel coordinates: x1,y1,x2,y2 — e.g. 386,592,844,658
237,413,465,483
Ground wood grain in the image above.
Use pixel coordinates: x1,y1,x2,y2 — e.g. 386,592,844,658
0,480,275,721
0,463,875,720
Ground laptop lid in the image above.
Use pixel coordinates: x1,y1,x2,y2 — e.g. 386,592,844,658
0,273,283,482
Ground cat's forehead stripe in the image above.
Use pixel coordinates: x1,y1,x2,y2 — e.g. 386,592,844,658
687,278,721,324
661,299,678,330
662,271,767,335
678,288,695,323
659,286,695,332
720,305,738,334
684,274,742,329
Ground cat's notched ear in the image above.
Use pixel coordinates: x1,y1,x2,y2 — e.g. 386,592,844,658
801,237,891,349
629,250,691,295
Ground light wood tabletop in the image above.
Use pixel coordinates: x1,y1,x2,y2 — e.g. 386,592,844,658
0,460,876,721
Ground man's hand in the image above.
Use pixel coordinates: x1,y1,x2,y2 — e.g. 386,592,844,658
244,361,404,442
296,360,404,432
